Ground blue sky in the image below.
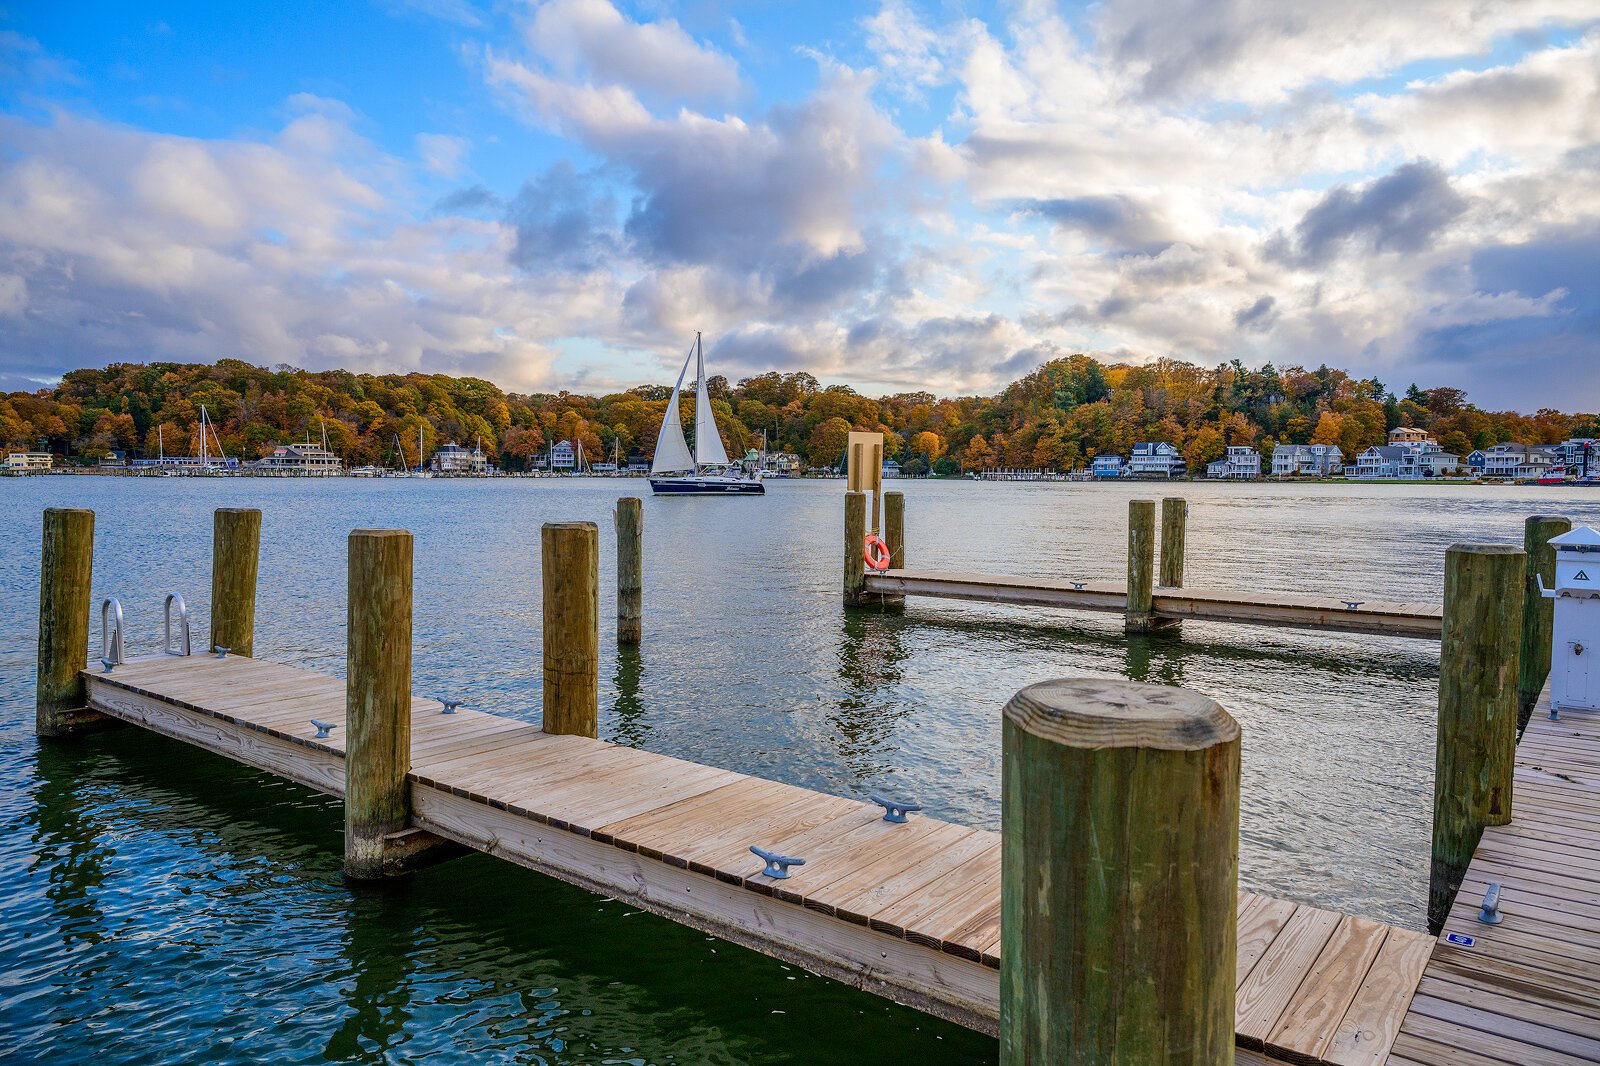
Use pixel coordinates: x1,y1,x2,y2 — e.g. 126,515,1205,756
3,0,1598,408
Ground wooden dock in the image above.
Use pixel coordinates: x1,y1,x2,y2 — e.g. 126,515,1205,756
864,569,1445,638
1389,690,1600,1065
84,652,1434,1064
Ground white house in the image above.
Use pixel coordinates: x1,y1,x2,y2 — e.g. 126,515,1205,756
1271,444,1343,477
251,443,342,476
1091,454,1125,478
431,441,490,474
551,440,577,471
1128,441,1186,478
5,451,54,472
882,458,902,479
1482,442,1559,480
1207,445,1260,480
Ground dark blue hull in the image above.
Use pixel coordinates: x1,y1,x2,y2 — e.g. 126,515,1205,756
650,476,765,495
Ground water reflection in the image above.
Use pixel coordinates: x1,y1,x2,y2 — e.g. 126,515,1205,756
326,887,418,1061
28,745,114,947
828,609,912,780
609,644,650,749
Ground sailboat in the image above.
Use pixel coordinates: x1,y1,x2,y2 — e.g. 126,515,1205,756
649,333,764,496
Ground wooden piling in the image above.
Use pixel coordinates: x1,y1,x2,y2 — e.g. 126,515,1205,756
542,521,598,738
616,498,643,646
884,491,905,570
1160,497,1186,588
843,491,866,607
345,528,414,880
1430,542,1524,934
37,508,102,738
1126,499,1157,633
210,508,261,657
1001,678,1239,1065
1518,514,1570,726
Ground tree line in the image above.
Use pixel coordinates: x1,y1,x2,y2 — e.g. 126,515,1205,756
3,355,1594,475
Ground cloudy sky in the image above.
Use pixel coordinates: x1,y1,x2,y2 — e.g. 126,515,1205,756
2,1,1598,408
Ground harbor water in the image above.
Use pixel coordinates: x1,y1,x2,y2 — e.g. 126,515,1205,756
4,476,1597,1064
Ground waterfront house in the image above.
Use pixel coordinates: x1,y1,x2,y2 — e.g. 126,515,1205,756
1128,441,1186,478
551,440,577,471
430,441,490,474
1270,444,1344,477
1206,445,1261,480
882,458,902,479
1481,442,1559,480
1466,450,1487,475
5,451,54,472
1388,426,1433,445
251,443,342,476
1560,438,1599,476
1352,445,1405,478
1091,454,1126,478
1401,446,1461,478
626,457,650,474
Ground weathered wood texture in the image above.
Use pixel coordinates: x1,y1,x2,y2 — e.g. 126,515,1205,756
1394,685,1600,1065
542,521,598,737
843,491,866,607
846,430,884,533
345,528,414,879
1161,496,1187,588
1430,543,1524,935
616,497,643,645
1518,515,1570,726
864,570,1443,637
36,508,98,737
884,491,906,570
210,508,261,656
1001,678,1240,1065
1126,499,1157,632
82,653,1430,1063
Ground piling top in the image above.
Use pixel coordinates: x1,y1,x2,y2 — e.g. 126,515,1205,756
217,506,261,514
543,520,598,532
1445,543,1524,556
44,507,94,516
1527,515,1571,524
1004,678,1239,751
349,528,411,539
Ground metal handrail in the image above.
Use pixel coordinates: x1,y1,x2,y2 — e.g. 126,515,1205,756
164,593,192,656
100,597,125,669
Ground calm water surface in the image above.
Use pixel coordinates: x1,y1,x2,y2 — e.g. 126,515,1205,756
4,476,1597,1064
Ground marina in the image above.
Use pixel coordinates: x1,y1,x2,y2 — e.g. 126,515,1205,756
8,476,1600,1063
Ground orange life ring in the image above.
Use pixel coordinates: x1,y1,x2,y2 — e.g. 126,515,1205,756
864,534,891,572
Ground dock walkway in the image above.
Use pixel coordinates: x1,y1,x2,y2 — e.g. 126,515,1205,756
1390,694,1600,1064
85,653,1431,1065
865,569,1444,638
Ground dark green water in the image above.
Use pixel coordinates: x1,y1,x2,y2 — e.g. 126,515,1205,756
4,477,1597,1063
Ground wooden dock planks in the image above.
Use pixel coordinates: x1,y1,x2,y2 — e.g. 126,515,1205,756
863,569,1444,638
81,654,1431,1062
1392,695,1600,1065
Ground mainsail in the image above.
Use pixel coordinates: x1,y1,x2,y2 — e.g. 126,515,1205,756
692,336,729,467
651,345,696,475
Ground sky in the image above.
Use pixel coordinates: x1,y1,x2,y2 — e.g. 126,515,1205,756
2,1,1598,409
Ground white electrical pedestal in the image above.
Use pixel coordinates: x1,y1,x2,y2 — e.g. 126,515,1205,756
1542,525,1600,714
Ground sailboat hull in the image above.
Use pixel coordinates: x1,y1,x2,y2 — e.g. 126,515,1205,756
650,475,765,495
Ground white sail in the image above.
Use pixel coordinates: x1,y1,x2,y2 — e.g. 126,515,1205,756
692,335,729,467
651,347,696,474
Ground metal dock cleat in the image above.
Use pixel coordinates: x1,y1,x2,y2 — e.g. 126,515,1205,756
311,719,337,739
1342,600,1364,610
750,845,804,879
1478,881,1504,925
870,794,922,823
440,699,462,715
212,646,231,659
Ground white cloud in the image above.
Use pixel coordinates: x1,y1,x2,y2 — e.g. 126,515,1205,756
525,0,741,106
417,132,470,177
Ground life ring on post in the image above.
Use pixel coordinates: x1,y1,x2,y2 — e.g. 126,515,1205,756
864,534,892,572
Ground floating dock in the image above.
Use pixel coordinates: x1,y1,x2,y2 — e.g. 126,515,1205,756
85,652,1436,1064
864,569,1445,638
